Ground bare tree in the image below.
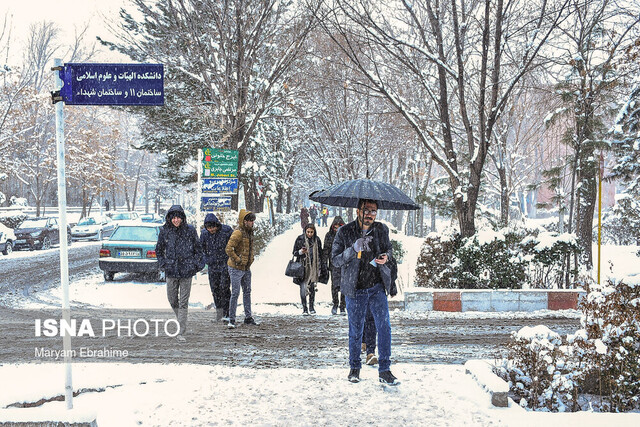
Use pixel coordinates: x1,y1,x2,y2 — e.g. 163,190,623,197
315,0,570,237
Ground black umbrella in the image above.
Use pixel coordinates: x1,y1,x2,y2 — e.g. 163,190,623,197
309,179,419,211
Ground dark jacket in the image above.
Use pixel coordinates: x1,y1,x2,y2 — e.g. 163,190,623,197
323,216,345,270
331,219,393,298
200,213,233,272
292,224,328,285
156,205,204,278
226,209,254,271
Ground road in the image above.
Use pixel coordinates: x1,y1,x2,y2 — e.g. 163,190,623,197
0,242,101,296
0,245,581,366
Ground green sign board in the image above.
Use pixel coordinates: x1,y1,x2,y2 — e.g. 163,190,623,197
201,148,238,178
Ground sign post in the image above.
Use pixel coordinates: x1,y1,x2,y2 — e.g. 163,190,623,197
200,148,239,213
51,60,164,409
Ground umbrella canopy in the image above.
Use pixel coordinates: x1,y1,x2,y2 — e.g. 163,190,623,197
309,179,419,210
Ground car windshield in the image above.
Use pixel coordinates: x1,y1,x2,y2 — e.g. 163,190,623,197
110,213,131,220
110,226,158,241
20,219,48,228
78,218,97,225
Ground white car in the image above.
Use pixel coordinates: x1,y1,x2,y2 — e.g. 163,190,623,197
107,211,141,227
71,215,116,241
0,223,17,255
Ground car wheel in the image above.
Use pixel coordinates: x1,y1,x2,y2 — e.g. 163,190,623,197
41,236,52,250
2,241,12,256
67,234,72,246
104,271,115,281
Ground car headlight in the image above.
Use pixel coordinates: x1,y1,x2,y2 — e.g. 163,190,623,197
30,231,41,237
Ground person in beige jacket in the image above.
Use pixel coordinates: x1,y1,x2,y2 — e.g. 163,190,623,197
225,209,258,328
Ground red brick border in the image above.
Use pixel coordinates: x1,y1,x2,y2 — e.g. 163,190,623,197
547,292,579,310
433,292,461,312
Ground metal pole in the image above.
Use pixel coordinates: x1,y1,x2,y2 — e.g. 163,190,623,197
197,149,203,225
597,153,603,285
53,58,73,409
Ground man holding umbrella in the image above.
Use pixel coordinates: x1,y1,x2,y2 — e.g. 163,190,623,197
332,198,399,385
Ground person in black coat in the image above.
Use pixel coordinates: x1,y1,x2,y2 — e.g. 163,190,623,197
156,205,204,342
200,213,233,322
323,216,346,315
292,223,327,315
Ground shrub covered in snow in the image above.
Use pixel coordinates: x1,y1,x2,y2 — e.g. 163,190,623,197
414,225,580,289
599,194,640,245
0,210,28,229
497,276,640,412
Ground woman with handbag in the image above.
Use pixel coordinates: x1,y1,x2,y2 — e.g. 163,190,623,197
292,223,327,315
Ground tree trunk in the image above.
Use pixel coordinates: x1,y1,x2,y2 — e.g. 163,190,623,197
498,165,509,227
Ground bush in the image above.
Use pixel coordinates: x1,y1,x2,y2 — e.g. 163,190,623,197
599,194,640,245
414,225,580,289
414,229,461,288
496,276,640,412
0,210,28,229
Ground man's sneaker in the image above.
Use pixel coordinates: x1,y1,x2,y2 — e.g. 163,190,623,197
366,353,378,365
302,310,310,316
309,309,316,315
227,320,236,329
176,335,186,342
331,306,338,315
379,371,400,386
340,308,346,315
347,369,360,383
244,317,259,325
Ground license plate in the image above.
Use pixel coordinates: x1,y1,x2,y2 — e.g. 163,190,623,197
118,250,140,258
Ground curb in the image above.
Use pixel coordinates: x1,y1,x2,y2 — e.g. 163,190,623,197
404,288,586,312
464,360,509,407
0,408,97,427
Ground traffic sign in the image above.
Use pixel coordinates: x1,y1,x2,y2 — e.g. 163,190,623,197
201,196,232,211
202,178,239,194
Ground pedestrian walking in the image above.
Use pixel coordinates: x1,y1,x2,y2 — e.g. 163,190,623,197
225,209,259,329
292,223,328,315
309,205,318,227
332,198,399,385
321,206,329,227
300,207,309,230
156,205,204,342
200,213,233,322
323,216,346,315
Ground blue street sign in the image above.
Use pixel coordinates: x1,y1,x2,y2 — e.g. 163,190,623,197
59,63,164,106
202,178,239,194
201,196,232,211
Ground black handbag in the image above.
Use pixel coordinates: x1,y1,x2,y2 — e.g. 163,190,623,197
285,256,304,279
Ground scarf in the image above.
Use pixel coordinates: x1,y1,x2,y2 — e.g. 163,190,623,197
303,236,319,286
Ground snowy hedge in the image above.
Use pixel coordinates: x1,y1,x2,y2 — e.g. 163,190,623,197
414,226,580,289
495,276,640,412
0,210,28,229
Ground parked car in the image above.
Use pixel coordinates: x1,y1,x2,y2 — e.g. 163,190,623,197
71,215,116,241
139,213,164,223
98,223,164,281
13,217,72,251
106,211,141,227
0,223,16,255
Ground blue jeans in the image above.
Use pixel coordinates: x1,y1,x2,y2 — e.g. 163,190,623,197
345,283,391,372
228,266,252,323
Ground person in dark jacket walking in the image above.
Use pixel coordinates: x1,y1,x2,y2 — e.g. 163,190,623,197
200,213,233,322
225,209,258,328
300,207,309,230
292,223,328,315
323,216,346,315
156,205,204,342
332,199,399,385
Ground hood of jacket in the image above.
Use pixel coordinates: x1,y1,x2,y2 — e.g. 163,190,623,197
165,205,187,227
204,213,220,226
238,209,254,232
330,215,345,229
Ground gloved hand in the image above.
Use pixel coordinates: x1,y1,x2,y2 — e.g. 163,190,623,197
353,236,373,252
390,282,398,297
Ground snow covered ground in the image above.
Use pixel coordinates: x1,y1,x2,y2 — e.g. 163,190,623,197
1,221,639,425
